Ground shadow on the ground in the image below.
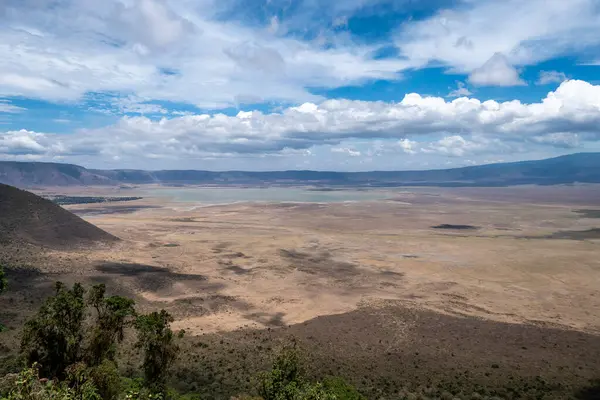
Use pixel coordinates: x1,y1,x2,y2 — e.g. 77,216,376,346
576,380,600,400
96,262,224,292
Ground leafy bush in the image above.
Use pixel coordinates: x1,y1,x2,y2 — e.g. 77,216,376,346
257,344,364,400
135,310,183,395
86,284,136,367
87,360,122,400
122,378,165,400
0,363,100,400
321,377,364,400
12,281,189,399
20,283,87,379
258,344,303,400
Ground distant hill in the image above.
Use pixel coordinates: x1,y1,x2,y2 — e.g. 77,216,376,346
0,184,118,248
0,161,113,187
0,152,599,187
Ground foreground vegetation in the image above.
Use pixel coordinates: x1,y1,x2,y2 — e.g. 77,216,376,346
0,270,365,400
1,265,599,399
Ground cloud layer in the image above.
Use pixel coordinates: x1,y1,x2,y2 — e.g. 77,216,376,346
0,0,409,109
396,0,600,72
1,0,600,169
1,80,598,168
1,0,599,110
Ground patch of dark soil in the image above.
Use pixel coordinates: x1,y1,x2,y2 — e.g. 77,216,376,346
574,209,600,219
379,270,405,278
170,217,197,223
243,311,286,327
2,266,45,291
212,242,232,253
225,265,250,275
550,228,600,240
0,183,118,248
217,259,251,275
432,224,480,230
172,295,253,319
95,262,222,292
172,304,600,400
279,249,360,278
523,228,600,241
70,205,159,215
221,252,248,259
0,265,57,337
576,380,600,400
278,249,405,288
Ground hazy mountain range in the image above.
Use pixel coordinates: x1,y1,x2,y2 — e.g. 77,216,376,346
0,153,598,188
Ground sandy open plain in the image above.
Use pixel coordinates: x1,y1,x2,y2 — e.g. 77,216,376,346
2,184,600,398
40,184,600,334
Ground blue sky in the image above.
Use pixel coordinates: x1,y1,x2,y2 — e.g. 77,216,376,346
0,0,599,170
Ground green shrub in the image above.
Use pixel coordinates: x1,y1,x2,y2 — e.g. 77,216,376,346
257,344,363,400
258,344,303,400
321,377,365,400
135,310,183,395
20,283,86,379
87,360,122,400
86,284,136,367
0,363,100,400
12,281,184,398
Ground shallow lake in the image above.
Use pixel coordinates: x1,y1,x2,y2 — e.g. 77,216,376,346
138,187,393,204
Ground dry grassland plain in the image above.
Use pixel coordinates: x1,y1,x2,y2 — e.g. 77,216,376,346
32,185,600,333
2,184,600,398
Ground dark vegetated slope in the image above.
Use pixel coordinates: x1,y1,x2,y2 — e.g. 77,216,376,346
0,183,118,248
170,305,600,400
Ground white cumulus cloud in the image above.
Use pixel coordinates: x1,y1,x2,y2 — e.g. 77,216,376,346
1,79,599,168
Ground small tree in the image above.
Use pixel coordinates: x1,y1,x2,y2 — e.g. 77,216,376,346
20,282,87,379
86,284,136,367
134,310,183,394
257,343,363,400
258,343,304,400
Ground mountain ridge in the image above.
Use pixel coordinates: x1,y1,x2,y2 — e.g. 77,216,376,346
0,152,598,187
